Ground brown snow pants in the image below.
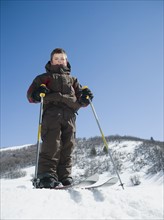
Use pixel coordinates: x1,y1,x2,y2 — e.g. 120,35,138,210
37,105,76,181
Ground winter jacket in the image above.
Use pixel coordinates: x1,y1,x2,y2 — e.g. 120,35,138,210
27,62,85,112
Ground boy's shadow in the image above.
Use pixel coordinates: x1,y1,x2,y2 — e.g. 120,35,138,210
68,189,82,203
91,189,105,202
68,188,105,203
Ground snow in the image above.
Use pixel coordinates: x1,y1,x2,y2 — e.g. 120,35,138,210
0,144,33,152
1,166,163,220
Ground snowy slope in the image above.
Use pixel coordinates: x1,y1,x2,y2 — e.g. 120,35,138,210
1,140,163,220
0,144,33,151
1,168,163,219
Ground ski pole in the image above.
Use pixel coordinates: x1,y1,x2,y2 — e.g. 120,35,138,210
33,85,46,188
83,86,124,189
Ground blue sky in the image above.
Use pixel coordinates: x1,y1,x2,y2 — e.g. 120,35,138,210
1,0,163,147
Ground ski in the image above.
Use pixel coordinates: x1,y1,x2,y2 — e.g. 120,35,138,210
50,173,99,190
51,174,118,190
78,176,118,189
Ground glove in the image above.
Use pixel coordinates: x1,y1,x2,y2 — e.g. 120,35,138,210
32,84,50,102
80,87,94,104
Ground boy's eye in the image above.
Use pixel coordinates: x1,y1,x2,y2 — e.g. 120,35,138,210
54,58,65,61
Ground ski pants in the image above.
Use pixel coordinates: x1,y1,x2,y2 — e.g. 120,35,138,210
37,105,76,181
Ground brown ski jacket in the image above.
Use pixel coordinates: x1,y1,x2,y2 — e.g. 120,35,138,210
27,62,85,112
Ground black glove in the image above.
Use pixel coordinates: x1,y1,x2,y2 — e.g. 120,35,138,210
80,87,94,104
32,84,50,102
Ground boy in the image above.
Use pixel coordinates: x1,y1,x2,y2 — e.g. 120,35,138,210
27,48,93,188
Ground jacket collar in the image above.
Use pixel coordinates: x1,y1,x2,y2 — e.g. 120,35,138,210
45,61,71,75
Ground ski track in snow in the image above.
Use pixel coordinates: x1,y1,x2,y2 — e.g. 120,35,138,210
1,167,163,220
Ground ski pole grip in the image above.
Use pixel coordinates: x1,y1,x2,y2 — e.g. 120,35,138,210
39,84,46,97
82,86,89,100
82,86,88,90
40,93,45,98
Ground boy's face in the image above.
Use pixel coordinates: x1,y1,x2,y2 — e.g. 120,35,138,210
51,53,67,66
